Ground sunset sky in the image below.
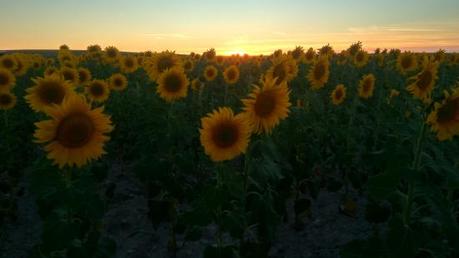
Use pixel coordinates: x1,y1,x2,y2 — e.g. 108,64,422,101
1,0,458,55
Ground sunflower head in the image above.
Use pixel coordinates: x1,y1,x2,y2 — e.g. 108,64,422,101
354,50,369,68
87,44,102,56
59,44,70,51
33,94,113,168
146,51,181,81
183,59,194,71
156,68,189,102
78,68,92,85
120,55,139,73
397,52,417,74
0,55,18,71
60,67,79,86
44,66,59,77
406,60,438,103
109,73,128,91
191,78,204,91
331,84,346,105
25,75,74,113
13,55,29,76
200,107,251,162
85,80,110,103
0,91,17,110
0,68,16,91
358,74,376,99
427,87,459,141
304,48,316,64
307,57,330,90
204,65,218,82
104,46,120,63
223,65,240,85
242,77,291,134
291,46,305,61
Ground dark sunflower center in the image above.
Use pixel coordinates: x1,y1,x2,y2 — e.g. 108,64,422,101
437,98,459,124
125,58,134,68
227,69,237,81
0,94,12,105
79,71,88,82
164,74,183,93
254,91,276,118
363,79,372,92
401,56,412,69
157,57,174,73
335,89,343,99
56,113,95,148
90,83,105,97
417,70,433,90
212,122,239,148
62,70,76,82
107,49,117,58
206,69,215,78
2,58,15,69
0,73,9,86
114,78,123,87
38,81,66,104
314,63,326,80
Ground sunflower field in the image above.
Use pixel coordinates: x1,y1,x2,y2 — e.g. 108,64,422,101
1,42,459,258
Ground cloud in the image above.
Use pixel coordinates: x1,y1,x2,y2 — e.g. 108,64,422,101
143,33,191,40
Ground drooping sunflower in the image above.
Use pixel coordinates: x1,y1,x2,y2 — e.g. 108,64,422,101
59,44,70,51
265,59,289,85
353,50,369,68
358,74,376,99
291,46,305,61
406,59,438,103
0,55,18,72
85,80,110,103
104,46,120,63
120,55,139,73
156,68,189,102
60,67,79,86
307,57,330,90
0,68,16,91
86,44,102,57
0,91,17,110
108,73,128,91
146,51,181,81
242,77,291,134
183,59,194,71
33,94,113,168
204,65,218,81
223,65,240,85
304,48,316,64
199,107,251,162
191,79,204,91
427,87,459,141
13,55,29,76
25,75,74,113
397,52,417,74
331,84,346,105
78,68,92,85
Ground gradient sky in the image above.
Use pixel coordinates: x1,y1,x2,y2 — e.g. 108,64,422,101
1,0,458,55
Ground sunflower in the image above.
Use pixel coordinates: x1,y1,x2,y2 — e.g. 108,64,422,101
25,75,74,113
86,44,102,57
85,80,110,103
103,46,120,63
0,91,17,110
33,94,113,168
406,59,438,103
204,65,218,81
318,44,334,57
156,68,189,102
397,52,417,74
78,68,92,85
60,67,79,86
146,51,181,81
191,79,204,91
304,48,316,64
223,65,240,85
307,57,330,90
265,60,289,85
0,68,16,91
0,55,18,72
200,107,251,162
183,59,194,71
354,50,369,68
358,74,376,99
44,66,59,77
13,55,29,76
108,73,128,91
216,56,225,65
59,44,70,50
291,46,304,61
331,84,346,105
120,55,139,73
427,87,459,141
242,77,291,134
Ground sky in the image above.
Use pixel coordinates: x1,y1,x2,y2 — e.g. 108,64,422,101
1,0,458,55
